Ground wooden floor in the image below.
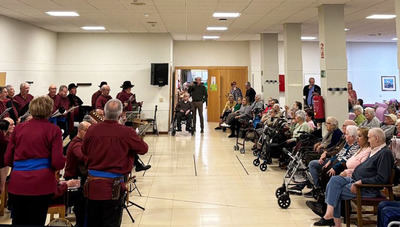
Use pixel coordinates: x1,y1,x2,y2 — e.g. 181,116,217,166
0,121,373,226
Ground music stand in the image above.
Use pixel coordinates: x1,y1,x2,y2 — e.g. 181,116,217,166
123,174,145,223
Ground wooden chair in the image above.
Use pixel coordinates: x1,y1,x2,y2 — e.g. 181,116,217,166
345,170,395,227
48,204,66,222
0,183,7,216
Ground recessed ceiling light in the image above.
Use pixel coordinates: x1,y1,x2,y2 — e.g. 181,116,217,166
144,13,149,17
366,14,396,19
213,12,240,18
301,36,316,40
207,26,228,31
81,26,106,31
393,38,398,41
46,11,79,17
203,35,220,39
344,28,350,31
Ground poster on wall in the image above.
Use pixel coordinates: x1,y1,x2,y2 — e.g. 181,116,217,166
381,76,396,91
210,76,217,91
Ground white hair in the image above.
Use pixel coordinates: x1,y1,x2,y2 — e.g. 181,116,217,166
364,107,376,117
20,82,29,90
346,125,358,139
104,99,123,120
327,116,339,128
295,110,306,121
369,128,386,143
353,105,363,113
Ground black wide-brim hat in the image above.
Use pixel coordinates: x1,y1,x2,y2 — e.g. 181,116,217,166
121,81,134,89
68,83,78,90
99,81,108,88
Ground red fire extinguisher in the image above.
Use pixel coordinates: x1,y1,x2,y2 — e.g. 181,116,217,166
313,94,325,122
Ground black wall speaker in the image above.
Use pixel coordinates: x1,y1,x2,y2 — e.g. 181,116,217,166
151,63,169,86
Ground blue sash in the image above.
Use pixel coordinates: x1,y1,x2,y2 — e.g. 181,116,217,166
13,158,50,171
88,170,123,179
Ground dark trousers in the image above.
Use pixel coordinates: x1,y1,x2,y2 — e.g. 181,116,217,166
87,197,124,227
9,193,51,226
192,101,204,130
176,112,192,130
230,118,240,136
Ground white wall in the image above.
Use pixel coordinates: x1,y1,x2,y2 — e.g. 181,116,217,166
347,42,398,104
249,40,262,93
0,15,57,95
173,40,250,71
55,33,173,131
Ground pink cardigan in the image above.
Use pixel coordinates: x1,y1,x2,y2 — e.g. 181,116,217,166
343,147,371,177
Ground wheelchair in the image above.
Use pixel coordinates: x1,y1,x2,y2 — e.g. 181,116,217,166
171,111,194,136
274,132,321,209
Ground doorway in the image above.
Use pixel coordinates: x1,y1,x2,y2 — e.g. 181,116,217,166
172,67,248,123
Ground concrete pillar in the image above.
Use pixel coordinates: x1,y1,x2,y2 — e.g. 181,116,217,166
260,33,279,100
319,4,348,125
283,23,303,106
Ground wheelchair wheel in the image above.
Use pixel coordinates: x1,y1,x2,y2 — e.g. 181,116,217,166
259,162,267,171
278,193,291,209
275,186,286,198
253,158,260,166
239,148,245,154
253,150,258,156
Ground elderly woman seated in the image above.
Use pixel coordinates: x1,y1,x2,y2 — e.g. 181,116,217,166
250,94,264,112
227,97,252,138
360,107,381,128
352,105,366,126
314,128,394,226
308,125,360,194
314,117,344,154
284,101,303,120
215,94,236,130
286,110,310,144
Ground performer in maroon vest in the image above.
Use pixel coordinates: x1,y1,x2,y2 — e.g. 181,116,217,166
13,83,33,116
48,84,57,103
54,85,71,138
95,85,112,110
83,99,148,227
64,121,91,227
91,81,107,109
5,96,65,226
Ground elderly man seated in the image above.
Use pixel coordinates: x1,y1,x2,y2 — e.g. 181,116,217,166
381,113,397,140
352,105,366,126
314,128,394,226
360,107,381,128
175,92,194,132
250,94,264,111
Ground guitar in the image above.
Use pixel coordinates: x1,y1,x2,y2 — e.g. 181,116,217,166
89,110,104,122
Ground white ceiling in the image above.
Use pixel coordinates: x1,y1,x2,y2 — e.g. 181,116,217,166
0,0,397,42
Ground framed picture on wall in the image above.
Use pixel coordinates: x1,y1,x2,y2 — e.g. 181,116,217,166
381,76,396,91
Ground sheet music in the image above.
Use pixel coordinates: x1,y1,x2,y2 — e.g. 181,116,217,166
0,107,12,119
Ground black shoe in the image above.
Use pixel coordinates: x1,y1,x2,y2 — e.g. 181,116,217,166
201,129,204,133
215,127,222,130
304,190,314,198
135,164,151,172
228,134,236,138
313,217,334,226
222,128,226,132
289,184,305,191
306,201,325,217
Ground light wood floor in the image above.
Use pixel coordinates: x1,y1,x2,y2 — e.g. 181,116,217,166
0,121,370,226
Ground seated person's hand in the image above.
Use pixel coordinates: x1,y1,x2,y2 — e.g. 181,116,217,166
340,171,347,177
323,160,331,169
314,143,321,151
327,168,336,176
319,151,327,160
235,116,240,119
67,179,80,188
318,157,325,165
124,102,128,107
350,180,362,194
180,109,184,113
185,110,190,115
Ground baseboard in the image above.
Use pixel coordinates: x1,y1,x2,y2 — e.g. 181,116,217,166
148,131,168,135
